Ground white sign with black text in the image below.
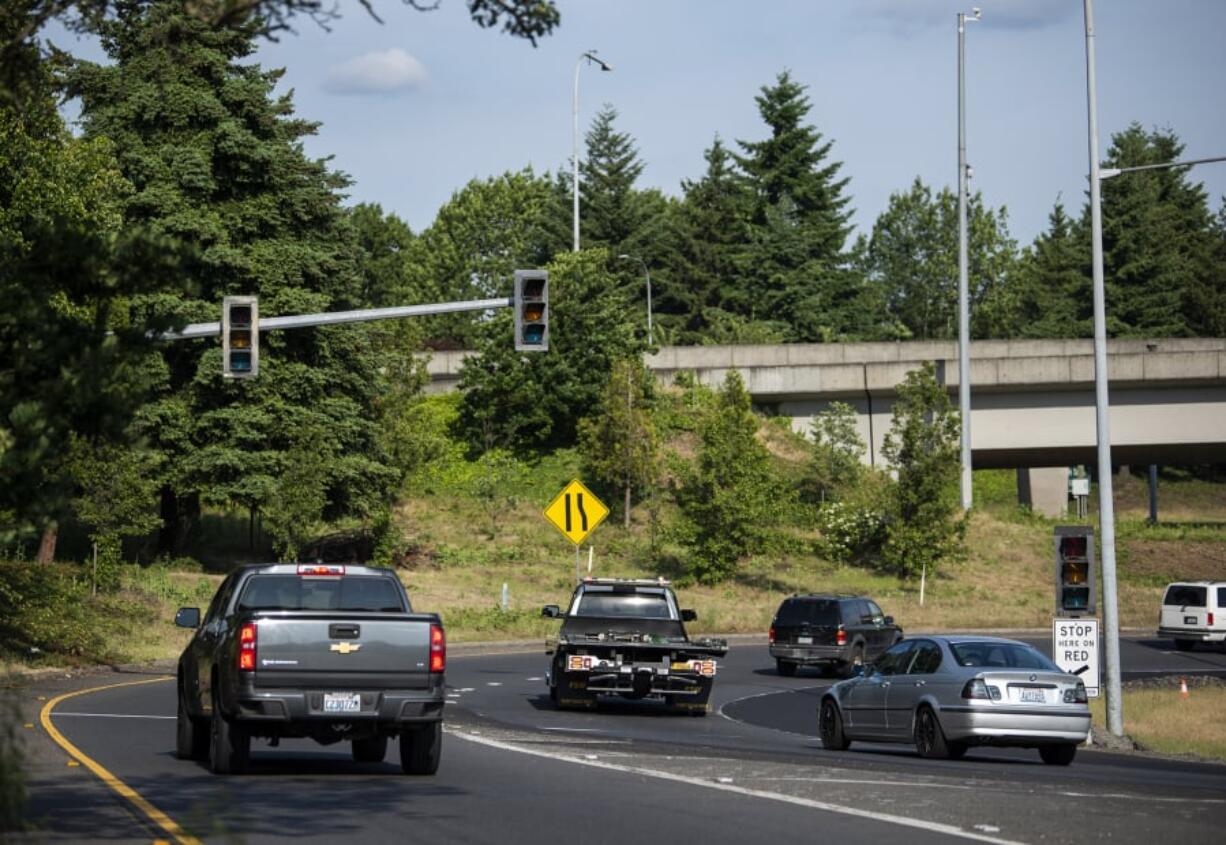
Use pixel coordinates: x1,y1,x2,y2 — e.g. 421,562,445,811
1051,618,1100,697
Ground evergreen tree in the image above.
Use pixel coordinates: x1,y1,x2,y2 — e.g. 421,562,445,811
579,105,655,257
1014,202,1091,338
734,71,861,341
66,0,399,555
349,203,413,308
658,136,750,341
1095,124,1218,337
0,26,176,558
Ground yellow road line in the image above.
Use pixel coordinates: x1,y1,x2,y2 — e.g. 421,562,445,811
39,676,202,845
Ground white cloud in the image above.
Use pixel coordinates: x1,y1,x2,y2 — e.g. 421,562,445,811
324,48,427,95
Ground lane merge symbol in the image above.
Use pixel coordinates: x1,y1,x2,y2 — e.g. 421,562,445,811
544,479,609,546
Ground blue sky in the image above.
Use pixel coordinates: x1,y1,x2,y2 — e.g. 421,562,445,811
53,0,1226,245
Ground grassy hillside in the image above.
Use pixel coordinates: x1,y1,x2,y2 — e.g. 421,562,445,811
2,392,1223,670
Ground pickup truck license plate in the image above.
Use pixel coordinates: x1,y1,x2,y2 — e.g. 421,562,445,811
796,636,812,644
323,693,361,713
1019,688,1045,704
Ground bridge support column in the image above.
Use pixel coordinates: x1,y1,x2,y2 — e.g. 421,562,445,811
1017,467,1069,518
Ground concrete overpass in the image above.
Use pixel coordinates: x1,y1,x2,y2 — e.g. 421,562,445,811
425,338,1226,514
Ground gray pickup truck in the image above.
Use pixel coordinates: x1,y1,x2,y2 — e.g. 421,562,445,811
174,563,445,775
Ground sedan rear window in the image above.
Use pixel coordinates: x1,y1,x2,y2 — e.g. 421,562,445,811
238,575,406,612
775,599,839,626
1163,585,1207,607
950,642,1059,672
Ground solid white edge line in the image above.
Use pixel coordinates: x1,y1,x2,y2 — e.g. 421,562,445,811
447,728,1025,845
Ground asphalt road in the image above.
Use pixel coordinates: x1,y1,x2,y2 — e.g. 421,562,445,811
17,634,1226,844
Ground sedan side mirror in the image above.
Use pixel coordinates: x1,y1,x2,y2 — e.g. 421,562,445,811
681,609,698,622
175,607,201,629
541,605,562,619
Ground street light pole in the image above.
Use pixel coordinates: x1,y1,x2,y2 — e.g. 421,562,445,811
957,8,980,513
573,50,612,253
1082,0,1124,738
617,254,653,345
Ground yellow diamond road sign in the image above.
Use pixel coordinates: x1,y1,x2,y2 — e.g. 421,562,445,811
543,479,609,546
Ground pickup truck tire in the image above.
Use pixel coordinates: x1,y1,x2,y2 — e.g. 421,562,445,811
175,683,208,761
352,736,388,763
400,722,441,775
208,690,250,775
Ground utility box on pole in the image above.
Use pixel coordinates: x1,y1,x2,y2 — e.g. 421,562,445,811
1054,525,1096,617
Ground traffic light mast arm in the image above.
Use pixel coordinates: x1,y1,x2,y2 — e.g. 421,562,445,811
162,296,514,341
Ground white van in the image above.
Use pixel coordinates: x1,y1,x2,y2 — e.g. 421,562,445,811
1158,582,1226,651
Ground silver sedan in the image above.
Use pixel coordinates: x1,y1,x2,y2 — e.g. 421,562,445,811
817,635,1091,765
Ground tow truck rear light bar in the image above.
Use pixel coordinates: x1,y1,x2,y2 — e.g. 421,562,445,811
239,622,257,672
429,624,446,673
298,564,345,577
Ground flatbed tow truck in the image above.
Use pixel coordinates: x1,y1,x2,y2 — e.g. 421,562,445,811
541,577,728,715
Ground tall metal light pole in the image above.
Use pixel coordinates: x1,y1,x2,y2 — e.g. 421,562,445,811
617,254,654,345
1082,0,1123,738
573,50,613,253
957,7,980,512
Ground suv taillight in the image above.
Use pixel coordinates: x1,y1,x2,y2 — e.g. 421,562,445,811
836,627,847,647
429,624,446,673
239,622,257,672
768,626,775,644
1209,612,1215,626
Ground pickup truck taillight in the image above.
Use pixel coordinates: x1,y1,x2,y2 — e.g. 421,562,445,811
836,627,847,647
429,624,445,673
239,622,257,672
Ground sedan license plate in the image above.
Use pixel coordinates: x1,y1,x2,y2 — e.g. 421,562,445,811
1019,688,1045,704
323,693,361,713
796,636,813,644
1185,615,1197,625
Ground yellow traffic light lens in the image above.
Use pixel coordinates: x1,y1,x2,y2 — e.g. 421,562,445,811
1062,560,1088,585
231,330,251,349
523,305,544,321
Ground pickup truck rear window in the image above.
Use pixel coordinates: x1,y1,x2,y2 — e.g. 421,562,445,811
237,575,406,613
575,594,673,619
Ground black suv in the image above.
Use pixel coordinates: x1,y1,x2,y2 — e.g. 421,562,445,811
768,594,902,677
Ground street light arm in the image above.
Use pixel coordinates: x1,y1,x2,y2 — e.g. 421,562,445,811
1099,154,1226,180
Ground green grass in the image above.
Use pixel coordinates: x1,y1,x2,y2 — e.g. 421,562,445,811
1091,687,1226,762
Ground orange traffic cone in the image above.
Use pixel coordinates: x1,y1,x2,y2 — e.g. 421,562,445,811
1179,677,1189,699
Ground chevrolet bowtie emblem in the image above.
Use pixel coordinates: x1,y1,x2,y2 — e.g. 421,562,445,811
331,641,362,655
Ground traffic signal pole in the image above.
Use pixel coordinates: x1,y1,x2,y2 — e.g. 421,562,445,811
161,296,514,341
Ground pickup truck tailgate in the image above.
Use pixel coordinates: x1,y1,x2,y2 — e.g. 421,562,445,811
251,614,435,690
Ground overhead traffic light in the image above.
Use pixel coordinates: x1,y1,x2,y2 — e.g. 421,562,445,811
1054,526,1096,617
513,270,548,352
222,295,259,378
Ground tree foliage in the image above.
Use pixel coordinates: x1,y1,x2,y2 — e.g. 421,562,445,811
674,371,782,583
879,363,964,578
454,248,644,453
577,358,658,526
805,401,864,504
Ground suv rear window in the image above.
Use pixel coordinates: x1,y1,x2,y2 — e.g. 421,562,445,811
1219,588,1226,608
238,575,406,612
775,599,840,626
1163,585,1208,607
